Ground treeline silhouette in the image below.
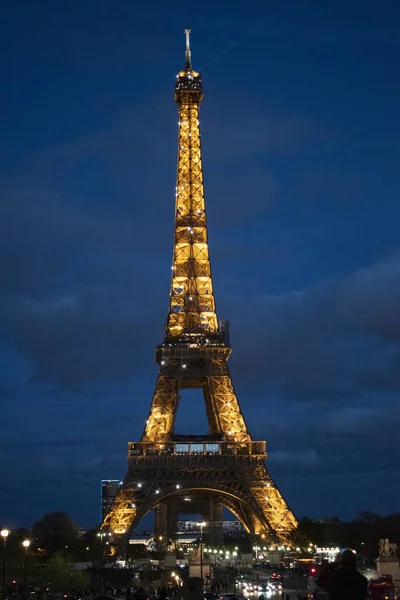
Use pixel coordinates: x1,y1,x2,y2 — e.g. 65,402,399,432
294,511,400,559
2,510,398,562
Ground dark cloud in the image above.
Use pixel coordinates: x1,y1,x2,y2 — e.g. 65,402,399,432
0,175,399,407
338,257,400,340
0,180,169,387
226,255,400,403
0,438,98,451
269,449,321,469
0,0,399,525
0,386,15,400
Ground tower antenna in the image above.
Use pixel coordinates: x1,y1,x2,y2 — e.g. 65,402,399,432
184,28,192,69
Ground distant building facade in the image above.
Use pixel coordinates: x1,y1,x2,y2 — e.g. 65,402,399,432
177,519,244,533
101,480,122,521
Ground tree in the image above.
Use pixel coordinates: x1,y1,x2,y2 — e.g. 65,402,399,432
288,526,309,550
33,512,79,554
71,569,91,590
297,518,326,546
356,511,380,525
45,553,90,592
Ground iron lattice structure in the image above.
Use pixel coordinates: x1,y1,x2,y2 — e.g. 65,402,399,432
102,31,297,544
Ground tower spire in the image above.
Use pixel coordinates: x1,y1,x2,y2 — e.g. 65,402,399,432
184,28,192,69
167,30,218,341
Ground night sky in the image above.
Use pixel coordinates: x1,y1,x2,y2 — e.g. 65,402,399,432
1,0,399,529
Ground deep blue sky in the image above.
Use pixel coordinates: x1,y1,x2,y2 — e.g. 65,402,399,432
1,0,399,529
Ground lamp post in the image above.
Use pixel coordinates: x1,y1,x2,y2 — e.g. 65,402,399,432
22,540,30,599
197,522,206,588
39,552,46,597
1,530,10,600
97,532,110,592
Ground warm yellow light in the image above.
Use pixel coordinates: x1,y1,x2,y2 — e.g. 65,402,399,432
1,530,9,538
22,540,30,548
100,35,299,537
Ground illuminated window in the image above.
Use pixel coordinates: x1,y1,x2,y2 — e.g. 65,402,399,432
191,443,204,453
175,444,189,453
205,444,219,453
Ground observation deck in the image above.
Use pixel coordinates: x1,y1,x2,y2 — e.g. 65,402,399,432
128,440,267,468
156,341,230,361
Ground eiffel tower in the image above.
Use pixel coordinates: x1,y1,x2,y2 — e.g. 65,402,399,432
102,30,297,545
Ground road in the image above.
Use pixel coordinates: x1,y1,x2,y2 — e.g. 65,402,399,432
235,571,309,599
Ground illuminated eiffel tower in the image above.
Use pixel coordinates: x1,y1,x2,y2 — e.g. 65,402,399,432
102,30,297,545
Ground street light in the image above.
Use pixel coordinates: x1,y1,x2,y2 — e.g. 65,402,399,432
97,532,108,592
1,530,10,600
22,540,30,599
197,522,206,587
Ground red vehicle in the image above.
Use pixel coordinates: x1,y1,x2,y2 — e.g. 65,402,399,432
367,575,396,600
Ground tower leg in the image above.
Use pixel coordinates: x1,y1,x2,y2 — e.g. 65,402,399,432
208,494,222,546
167,498,178,551
154,502,168,547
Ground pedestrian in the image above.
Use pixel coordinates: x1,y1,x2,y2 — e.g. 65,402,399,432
318,549,367,600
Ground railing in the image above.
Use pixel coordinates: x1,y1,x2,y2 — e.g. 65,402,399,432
128,440,266,457
157,344,230,359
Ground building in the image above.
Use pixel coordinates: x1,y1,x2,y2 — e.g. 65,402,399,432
177,519,244,534
101,480,122,521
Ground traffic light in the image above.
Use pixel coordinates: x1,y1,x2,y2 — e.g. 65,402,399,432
310,567,316,575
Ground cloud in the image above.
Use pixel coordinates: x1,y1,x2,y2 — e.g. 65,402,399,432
339,257,400,340
269,449,320,468
1,184,399,403
0,438,97,451
0,180,170,388
0,102,333,392
203,110,329,164
226,255,400,403
0,47,399,525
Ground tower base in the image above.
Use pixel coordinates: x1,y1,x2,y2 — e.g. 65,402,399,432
102,439,297,542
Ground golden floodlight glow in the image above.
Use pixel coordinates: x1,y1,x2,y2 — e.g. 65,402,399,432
99,29,298,544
